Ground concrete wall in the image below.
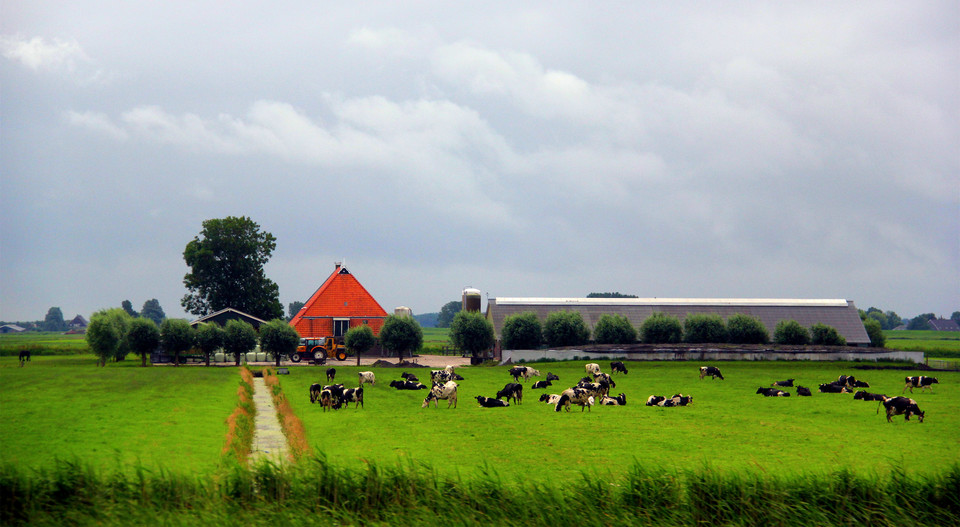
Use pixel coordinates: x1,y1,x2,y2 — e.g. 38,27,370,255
501,348,925,364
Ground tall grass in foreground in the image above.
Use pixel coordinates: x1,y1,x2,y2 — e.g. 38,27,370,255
221,367,255,465
2,455,956,526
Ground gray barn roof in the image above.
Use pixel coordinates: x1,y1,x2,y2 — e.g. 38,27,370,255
486,297,870,346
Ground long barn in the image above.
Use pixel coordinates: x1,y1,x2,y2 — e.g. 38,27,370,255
486,297,870,346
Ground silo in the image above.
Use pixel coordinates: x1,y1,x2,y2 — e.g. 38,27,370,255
394,306,412,317
462,288,482,313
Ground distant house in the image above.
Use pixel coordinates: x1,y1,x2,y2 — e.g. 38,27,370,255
68,315,88,330
0,324,26,333
927,318,960,332
189,308,268,330
289,264,388,339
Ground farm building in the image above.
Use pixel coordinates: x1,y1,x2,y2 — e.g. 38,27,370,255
927,318,960,331
289,264,388,338
486,297,871,346
189,307,267,330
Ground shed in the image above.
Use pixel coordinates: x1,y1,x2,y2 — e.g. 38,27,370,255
190,307,267,330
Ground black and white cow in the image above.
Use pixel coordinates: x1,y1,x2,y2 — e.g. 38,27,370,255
881,396,925,423
699,366,724,380
600,393,627,406
496,383,523,404
309,383,323,403
430,370,453,383
819,383,852,394
853,390,886,401
757,387,790,397
539,393,562,404
531,380,552,389
476,395,509,408
576,380,608,399
610,361,628,374
546,372,560,382
319,389,336,411
772,379,794,387
389,380,427,390
593,372,616,389
837,375,863,388
555,387,595,412
340,387,364,409
422,381,458,409
903,376,939,393
400,372,420,383
851,380,870,388
645,395,666,406
18,349,31,366
796,386,812,397
670,393,693,406
584,363,602,376
508,366,528,382
326,368,336,382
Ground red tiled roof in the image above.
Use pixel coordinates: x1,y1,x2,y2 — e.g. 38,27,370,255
290,265,387,326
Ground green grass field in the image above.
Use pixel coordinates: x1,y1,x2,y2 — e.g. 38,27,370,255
884,330,960,357
0,332,88,356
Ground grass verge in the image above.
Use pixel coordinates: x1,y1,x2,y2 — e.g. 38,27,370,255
261,368,309,461
221,367,255,465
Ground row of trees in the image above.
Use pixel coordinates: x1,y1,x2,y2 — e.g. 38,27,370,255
858,307,960,330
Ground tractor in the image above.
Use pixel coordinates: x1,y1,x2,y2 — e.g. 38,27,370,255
291,337,348,364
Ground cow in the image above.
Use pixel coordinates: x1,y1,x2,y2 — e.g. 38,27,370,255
546,372,560,382
576,380,609,399
496,383,523,405
18,349,31,367
389,380,427,390
757,387,790,397
670,393,693,406
851,380,870,388
524,368,542,381
645,395,666,406
593,372,616,388
881,396,925,423
600,393,627,406
319,389,335,412
358,371,376,386
531,380,552,389
853,390,886,401
796,386,812,397
699,366,724,380
400,372,420,383
818,383,852,394
451,373,465,381
476,395,509,408
837,375,865,388
539,393,562,404
610,361,628,374
555,387,595,412
508,366,528,382
322,383,345,408
340,387,364,409
903,376,939,393
585,363,601,376
772,379,794,387
325,368,336,382
430,370,453,383
309,383,324,403
422,381,458,409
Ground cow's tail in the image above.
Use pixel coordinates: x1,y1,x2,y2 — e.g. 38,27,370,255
555,394,570,412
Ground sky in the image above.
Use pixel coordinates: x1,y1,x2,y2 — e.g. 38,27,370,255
1,2,958,324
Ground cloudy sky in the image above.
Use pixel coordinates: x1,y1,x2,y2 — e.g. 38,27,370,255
2,2,957,324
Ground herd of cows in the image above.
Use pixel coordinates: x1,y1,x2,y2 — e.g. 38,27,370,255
306,363,939,423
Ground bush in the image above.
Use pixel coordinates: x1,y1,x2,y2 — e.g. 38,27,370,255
683,314,727,344
773,320,810,345
640,312,682,344
593,314,638,344
810,323,846,346
862,318,885,348
543,311,590,347
726,314,769,344
450,311,495,357
501,312,543,350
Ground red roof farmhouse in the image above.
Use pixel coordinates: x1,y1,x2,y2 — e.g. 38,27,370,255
289,264,388,339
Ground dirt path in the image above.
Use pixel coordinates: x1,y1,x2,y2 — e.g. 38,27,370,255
249,377,288,464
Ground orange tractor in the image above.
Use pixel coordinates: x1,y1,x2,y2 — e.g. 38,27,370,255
291,337,348,363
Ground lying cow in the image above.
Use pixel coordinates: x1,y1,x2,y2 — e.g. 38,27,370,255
796,386,812,396
670,393,693,406
496,383,523,405
699,366,724,380
531,380,552,389
555,387,595,412
903,376,939,393
610,361,628,374
389,380,427,390
819,383,852,394
757,387,790,397
853,390,886,401
881,396,925,423
539,393,562,404
546,372,560,382
400,372,419,383
600,393,627,406
645,395,666,406
837,375,868,388
772,379,794,387
422,381,458,409
476,395,509,408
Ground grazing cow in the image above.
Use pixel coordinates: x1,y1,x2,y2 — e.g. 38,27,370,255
546,372,560,382
600,393,627,406
593,372,616,388
610,361,628,374
531,380,552,389
881,396,925,423
309,383,323,403
585,363,601,376
422,381,458,409
818,383,852,394
18,349,31,366
699,366,724,380
796,386,812,396
508,366,528,382
389,380,427,390
319,389,335,412
476,395,509,408
555,387,595,412
576,380,609,399
539,393,562,404
400,372,420,383
853,390,886,401
757,387,790,397
358,371,376,386
496,383,523,405
325,368,336,382
645,395,666,406
340,387,364,409
772,379,794,387
903,376,939,393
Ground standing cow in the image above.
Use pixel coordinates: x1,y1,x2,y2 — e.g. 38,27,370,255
699,366,724,380
880,396,925,423
903,376,939,393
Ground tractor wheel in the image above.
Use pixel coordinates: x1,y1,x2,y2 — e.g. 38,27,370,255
290,353,302,363
313,350,326,362
336,351,347,361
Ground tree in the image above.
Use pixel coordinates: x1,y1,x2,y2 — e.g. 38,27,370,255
379,315,423,362
121,300,139,318
260,319,301,367
287,301,305,321
543,311,590,347
773,320,810,345
160,319,194,367
863,318,885,348
884,311,902,330
683,314,727,344
501,312,543,350
345,325,376,366
810,323,846,346
181,216,283,321
140,299,166,327
127,317,160,367
593,314,637,344
224,319,257,366
86,315,120,367
92,308,133,361
586,292,638,298
726,314,769,344
907,313,934,330
436,301,461,328
952,311,960,324
450,311,495,360
195,322,225,366
42,307,67,332
640,312,682,344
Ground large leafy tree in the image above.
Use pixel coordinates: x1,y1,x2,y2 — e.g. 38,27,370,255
140,299,166,326
224,319,258,366
92,308,133,361
379,315,423,362
127,317,160,367
181,216,283,321
121,300,139,318
86,315,120,367
260,319,300,367
450,311,495,359
195,322,225,366
160,319,194,367
501,312,543,350
42,307,67,332
436,301,462,328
